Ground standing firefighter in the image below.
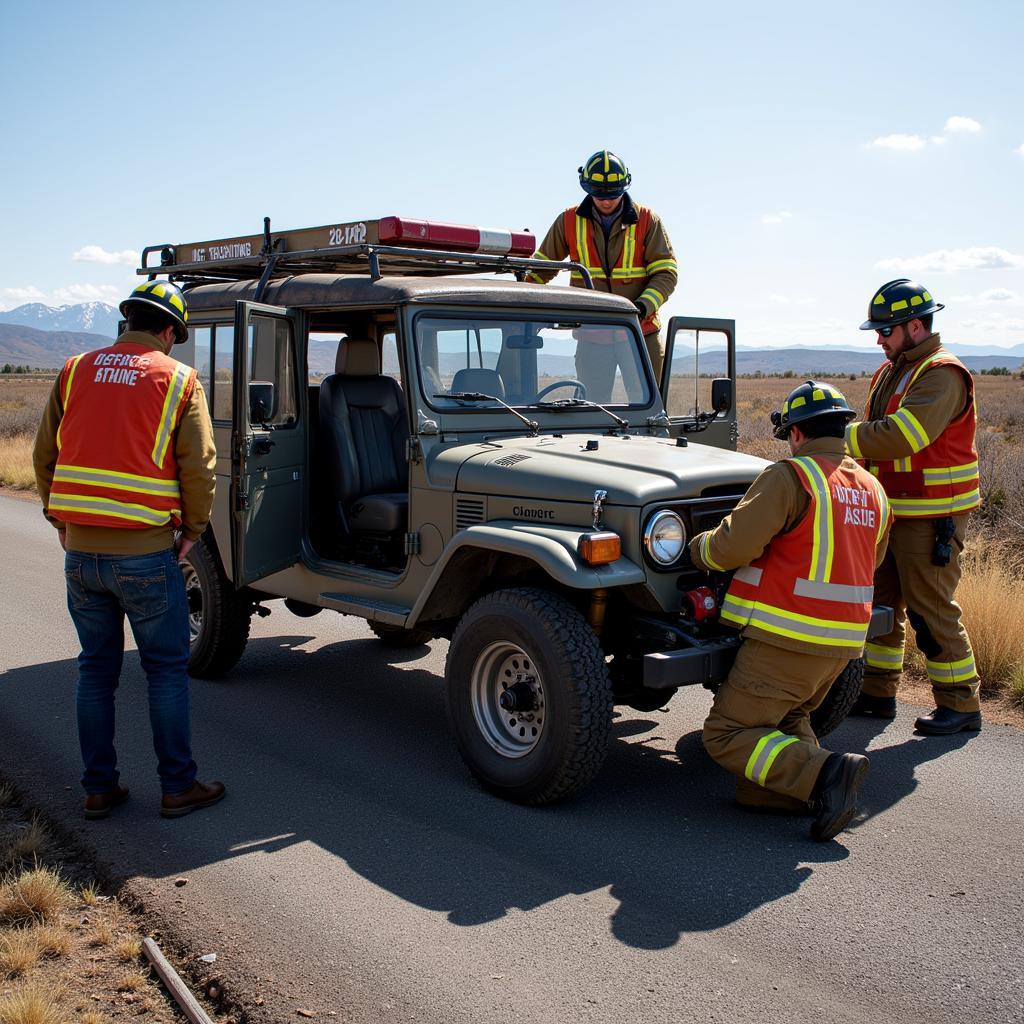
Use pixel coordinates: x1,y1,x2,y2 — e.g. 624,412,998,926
526,150,677,394
691,382,891,841
33,281,225,819
847,280,982,735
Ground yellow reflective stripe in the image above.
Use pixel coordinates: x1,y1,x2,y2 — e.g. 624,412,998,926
621,223,637,273
870,478,890,541
530,251,552,262
721,594,868,645
151,364,190,469
575,215,590,275
906,351,947,389
888,488,981,516
56,353,86,449
53,465,181,497
789,457,834,582
645,258,677,274
866,642,903,670
48,493,176,526
926,655,977,684
569,270,608,280
525,272,546,284
893,455,913,472
699,531,726,572
744,731,800,786
639,287,665,310
889,407,929,453
611,268,647,280
845,422,863,459
922,462,980,485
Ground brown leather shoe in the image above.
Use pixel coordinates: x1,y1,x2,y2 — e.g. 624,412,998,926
160,780,225,819
84,783,130,821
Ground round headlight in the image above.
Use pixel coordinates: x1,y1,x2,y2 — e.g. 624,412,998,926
644,510,686,566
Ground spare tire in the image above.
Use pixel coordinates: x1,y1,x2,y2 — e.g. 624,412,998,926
810,657,865,738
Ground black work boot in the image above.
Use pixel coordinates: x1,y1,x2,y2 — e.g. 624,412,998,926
914,706,982,735
849,694,897,719
809,753,869,842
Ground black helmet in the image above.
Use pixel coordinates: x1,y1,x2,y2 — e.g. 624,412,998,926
859,278,944,331
771,380,855,440
120,280,189,344
578,150,631,198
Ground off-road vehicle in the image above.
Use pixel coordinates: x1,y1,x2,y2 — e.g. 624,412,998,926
138,215,887,804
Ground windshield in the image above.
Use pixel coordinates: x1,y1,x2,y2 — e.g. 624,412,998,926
415,315,653,411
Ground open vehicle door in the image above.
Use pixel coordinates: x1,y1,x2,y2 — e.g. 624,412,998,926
231,301,305,586
659,316,737,449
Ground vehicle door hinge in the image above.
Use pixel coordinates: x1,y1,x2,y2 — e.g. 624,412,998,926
235,480,250,511
405,437,422,463
403,531,421,555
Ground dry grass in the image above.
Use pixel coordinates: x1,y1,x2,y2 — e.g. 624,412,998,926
115,970,148,992
88,922,112,947
0,984,63,1024
29,925,70,958
1007,666,1024,708
0,868,70,926
1,819,47,867
79,883,100,907
0,931,41,979
0,434,35,491
80,1014,107,1024
113,936,141,963
0,785,15,809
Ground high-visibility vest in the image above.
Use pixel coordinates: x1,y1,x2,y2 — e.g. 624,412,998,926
717,456,889,656
49,342,197,529
855,351,979,518
563,205,660,334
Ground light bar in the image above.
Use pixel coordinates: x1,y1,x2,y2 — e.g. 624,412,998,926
379,217,535,257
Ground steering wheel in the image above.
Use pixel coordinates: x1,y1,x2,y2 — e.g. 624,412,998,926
534,379,588,402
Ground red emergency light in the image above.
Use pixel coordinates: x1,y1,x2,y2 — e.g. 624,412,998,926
379,217,535,257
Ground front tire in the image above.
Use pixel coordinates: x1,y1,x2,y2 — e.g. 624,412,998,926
445,587,613,804
810,657,865,738
180,537,253,678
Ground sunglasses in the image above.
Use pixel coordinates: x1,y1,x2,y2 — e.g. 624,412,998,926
877,325,899,338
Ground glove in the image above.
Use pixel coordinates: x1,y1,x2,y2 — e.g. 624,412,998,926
634,299,648,318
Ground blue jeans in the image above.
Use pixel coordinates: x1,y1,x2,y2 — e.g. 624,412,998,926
64,547,197,795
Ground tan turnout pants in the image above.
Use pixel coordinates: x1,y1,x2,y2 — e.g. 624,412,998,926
703,638,848,811
863,516,980,713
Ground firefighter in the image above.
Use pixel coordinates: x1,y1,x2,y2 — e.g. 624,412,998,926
33,281,225,819
525,150,677,397
690,382,891,841
846,280,983,735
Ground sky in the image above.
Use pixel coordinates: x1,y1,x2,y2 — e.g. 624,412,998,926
1,0,1023,349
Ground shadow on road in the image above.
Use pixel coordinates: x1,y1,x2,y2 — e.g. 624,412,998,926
0,634,979,951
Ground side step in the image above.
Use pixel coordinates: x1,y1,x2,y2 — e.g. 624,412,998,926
318,593,410,627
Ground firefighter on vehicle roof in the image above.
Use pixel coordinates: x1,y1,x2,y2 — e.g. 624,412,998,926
525,150,677,395
33,281,225,820
846,280,983,735
690,382,891,841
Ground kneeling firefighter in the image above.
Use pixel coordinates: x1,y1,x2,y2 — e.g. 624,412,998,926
690,382,891,841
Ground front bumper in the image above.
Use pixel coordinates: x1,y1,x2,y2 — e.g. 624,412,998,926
641,604,895,691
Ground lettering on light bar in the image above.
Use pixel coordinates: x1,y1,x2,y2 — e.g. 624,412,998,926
378,217,535,256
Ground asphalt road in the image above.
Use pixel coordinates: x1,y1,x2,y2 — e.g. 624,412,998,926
2,494,1022,1024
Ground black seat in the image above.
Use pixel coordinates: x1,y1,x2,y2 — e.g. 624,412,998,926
319,338,409,536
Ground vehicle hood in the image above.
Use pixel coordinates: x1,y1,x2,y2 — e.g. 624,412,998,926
433,433,769,505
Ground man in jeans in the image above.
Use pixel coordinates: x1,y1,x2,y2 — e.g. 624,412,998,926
33,280,224,819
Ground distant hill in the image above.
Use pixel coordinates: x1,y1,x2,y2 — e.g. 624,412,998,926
0,301,119,338
0,324,111,369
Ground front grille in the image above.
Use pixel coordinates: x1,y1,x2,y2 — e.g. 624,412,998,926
455,498,485,529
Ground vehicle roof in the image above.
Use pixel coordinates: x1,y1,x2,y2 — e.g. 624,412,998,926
181,274,636,315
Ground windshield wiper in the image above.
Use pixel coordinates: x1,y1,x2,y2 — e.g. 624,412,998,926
535,398,629,431
434,391,539,435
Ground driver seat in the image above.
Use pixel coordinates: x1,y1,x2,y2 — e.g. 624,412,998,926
451,367,505,398
319,338,409,536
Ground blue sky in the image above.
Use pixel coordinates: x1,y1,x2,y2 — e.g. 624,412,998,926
2,0,1022,348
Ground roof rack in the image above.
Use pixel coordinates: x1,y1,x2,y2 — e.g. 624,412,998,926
138,216,594,299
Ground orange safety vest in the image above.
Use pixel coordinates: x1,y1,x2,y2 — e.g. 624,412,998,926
563,205,659,334
49,343,197,529
861,351,979,518
717,456,889,655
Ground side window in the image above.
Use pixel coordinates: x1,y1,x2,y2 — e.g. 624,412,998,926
247,315,297,427
191,327,212,409
381,331,402,389
213,324,234,421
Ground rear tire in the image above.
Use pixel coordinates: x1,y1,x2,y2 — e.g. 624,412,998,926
180,537,252,678
810,657,865,738
369,622,433,648
445,587,612,804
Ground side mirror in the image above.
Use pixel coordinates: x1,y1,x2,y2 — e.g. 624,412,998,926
710,378,733,415
249,380,275,424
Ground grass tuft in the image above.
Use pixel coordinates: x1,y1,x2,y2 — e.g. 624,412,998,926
79,882,100,907
1007,663,1024,709
2,819,47,867
0,867,71,925
0,435,37,491
114,936,142,963
80,1015,107,1024
0,931,41,979
30,924,70,958
88,922,112,947
0,983,64,1024
116,970,147,992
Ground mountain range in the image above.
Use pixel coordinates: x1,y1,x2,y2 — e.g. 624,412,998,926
1,302,1022,374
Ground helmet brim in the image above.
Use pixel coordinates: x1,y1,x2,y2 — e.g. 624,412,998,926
119,296,189,343
859,302,944,331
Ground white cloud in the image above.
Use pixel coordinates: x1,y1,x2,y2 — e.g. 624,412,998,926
944,116,982,134
930,136,948,145
869,134,927,152
1016,143,1024,158
0,286,47,310
978,288,1020,303
876,247,1024,274
72,245,138,266
51,284,124,306
762,211,792,226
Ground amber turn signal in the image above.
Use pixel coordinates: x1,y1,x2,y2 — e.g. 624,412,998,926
579,531,621,565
